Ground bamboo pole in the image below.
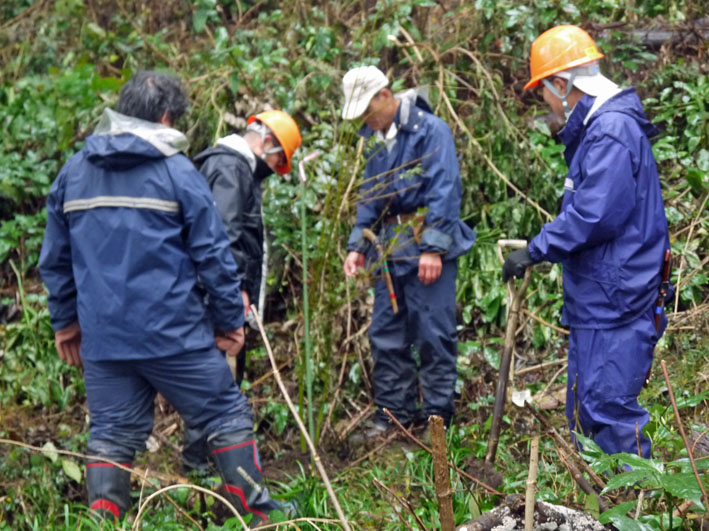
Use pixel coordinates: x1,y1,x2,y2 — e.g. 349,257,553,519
525,437,540,531
430,415,455,531
250,305,352,531
298,152,320,444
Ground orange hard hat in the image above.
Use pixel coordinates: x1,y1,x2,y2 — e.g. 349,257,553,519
524,25,604,90
247,110,302,174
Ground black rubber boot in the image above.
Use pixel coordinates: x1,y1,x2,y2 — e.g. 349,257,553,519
86,460,132,521
208,429,283,526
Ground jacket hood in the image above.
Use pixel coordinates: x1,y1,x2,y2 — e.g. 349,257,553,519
194,134,274,181
85,109,189,170
591,88,658,138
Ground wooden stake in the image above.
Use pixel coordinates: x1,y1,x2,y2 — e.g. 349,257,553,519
383,409,503,496
430,416,455,531
525,437,540,531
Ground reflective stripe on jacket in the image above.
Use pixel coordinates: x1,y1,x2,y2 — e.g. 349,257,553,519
39,109,244,361
528,89,670,329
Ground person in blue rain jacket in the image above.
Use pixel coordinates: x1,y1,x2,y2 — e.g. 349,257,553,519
502,26,671,457
341,65,476,440
39,71,284,524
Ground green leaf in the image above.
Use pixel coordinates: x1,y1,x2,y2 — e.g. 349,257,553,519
483,345,500,371
612,453,665,475
606,514,654,531
584,492,600,520
193,10,209,33
62,458,83,483
659,472,707,510
602,470,653,493
41,441,59,463
599,500,637,524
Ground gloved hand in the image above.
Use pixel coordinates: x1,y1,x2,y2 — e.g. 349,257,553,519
215,327,245,357
55,321,82,367
502,247,534,282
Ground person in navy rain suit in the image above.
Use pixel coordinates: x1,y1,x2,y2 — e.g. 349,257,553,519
39,71,283,524
341,65,476,440
502,26,671,457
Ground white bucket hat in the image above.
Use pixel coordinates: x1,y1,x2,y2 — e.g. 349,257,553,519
341,65,389,120
554,61,618,97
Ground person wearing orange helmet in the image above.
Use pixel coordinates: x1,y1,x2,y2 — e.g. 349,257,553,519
183,111,301,475
502,26,671,458
196,109,302,333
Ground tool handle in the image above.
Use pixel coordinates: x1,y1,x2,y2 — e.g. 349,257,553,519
361,228,398,314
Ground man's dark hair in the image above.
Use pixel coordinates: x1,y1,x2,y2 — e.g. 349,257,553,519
117,71,189,124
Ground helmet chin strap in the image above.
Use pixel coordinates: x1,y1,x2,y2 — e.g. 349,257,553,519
247,121,284,162
542,73,577,120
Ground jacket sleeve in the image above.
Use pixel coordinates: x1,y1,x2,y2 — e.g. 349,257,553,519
347,162,385,253
528,134,637,263
39,166,78,331
417,119,461,253
173,160,245,331
202,158,260,298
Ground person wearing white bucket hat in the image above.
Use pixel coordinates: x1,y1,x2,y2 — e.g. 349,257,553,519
502,26,672,459
341,64,476,444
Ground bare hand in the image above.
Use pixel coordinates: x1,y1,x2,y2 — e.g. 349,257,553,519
241,290,251,317
418,252,442,285
55,321,82,367
344,251,365,278
215,327,245,357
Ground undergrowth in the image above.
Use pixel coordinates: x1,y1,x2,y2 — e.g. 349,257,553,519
1,0,708,529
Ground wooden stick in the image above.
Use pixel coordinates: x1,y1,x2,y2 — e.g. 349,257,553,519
383,409,503,496
521,308,570,335
250,305,352,531
525,437,540,531
555,443,609,513
486,267,531,465
362,228,398,314
660,360,709,512
514,358,567,377
430,416,455,531
372,478,428,531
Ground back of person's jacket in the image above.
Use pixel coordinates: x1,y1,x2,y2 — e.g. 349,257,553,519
39,109,244,361
194,136,267,302
528,89,670,329
347,90,476,277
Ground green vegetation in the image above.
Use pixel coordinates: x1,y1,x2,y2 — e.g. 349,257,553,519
1,0,707,529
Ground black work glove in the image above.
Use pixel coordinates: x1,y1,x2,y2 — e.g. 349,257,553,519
502,247,534,282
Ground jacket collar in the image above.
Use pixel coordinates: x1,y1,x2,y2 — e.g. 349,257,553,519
93,108,189,156
357,88,432,139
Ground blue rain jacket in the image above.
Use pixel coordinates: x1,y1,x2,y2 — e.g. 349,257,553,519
347,90,476,276
528,89,670,329
39,109,244,361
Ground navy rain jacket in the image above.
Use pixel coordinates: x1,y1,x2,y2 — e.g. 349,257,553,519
39,109,244,361
347,90,476,276
528,89,670,329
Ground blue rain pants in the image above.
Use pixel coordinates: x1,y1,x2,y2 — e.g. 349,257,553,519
566,306,666,457
369,260,458,426
84,347,253,462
